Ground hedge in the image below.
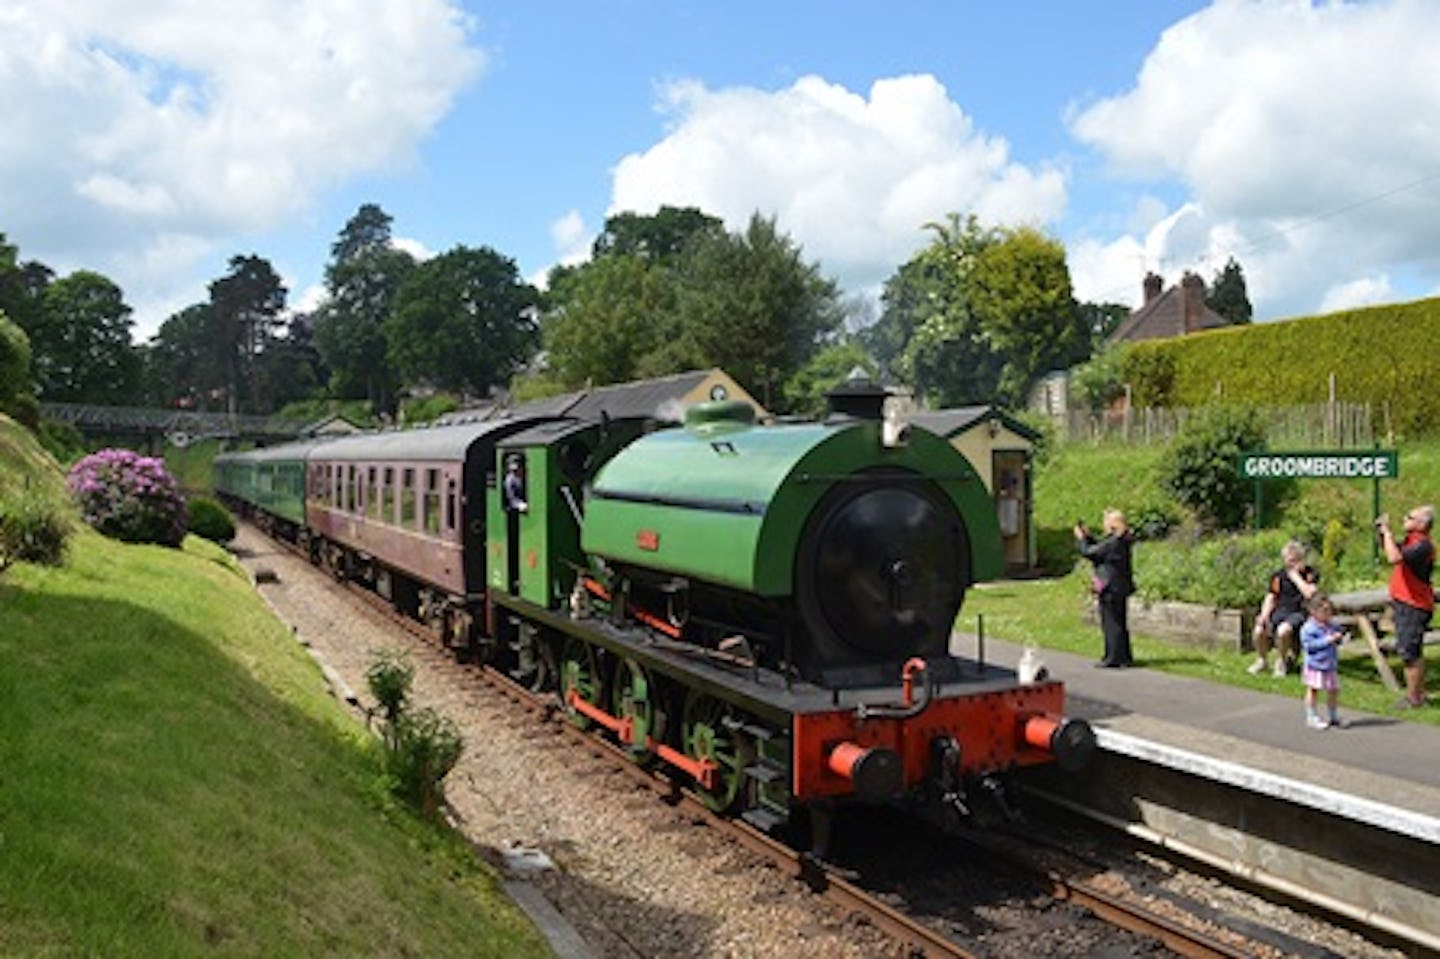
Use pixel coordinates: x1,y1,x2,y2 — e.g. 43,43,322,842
1120,296,1440,437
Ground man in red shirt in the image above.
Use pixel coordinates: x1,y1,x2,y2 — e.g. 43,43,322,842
1378,505,1435,709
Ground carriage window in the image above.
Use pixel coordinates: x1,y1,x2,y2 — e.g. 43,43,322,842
400,468,416,527
445,477,457,531
346,465,357,512
324,465,333,505
382,467,396,522
366,467,378,519
424,469,440,534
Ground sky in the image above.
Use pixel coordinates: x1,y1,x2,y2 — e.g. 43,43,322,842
4,0,1440,341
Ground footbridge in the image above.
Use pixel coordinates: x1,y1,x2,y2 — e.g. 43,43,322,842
40,403,312,450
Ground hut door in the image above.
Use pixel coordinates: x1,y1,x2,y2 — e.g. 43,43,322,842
991,450,1031,571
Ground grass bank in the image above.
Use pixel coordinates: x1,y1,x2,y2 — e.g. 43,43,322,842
0,494,548,953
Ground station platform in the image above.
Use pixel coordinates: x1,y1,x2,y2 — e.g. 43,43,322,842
956,633,1440,828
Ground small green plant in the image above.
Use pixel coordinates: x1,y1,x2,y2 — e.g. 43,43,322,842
385,707,464,817
366,649,414,727
186,495,236,543
364,649,461,817
0,486,72,574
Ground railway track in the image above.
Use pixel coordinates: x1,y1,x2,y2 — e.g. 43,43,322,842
250,526,1278,958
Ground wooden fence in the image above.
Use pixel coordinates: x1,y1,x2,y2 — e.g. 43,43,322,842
1061,401,1374,447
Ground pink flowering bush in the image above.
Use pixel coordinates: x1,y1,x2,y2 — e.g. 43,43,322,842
67,448,187,547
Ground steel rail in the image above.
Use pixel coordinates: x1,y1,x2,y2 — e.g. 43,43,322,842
248,522,1267,959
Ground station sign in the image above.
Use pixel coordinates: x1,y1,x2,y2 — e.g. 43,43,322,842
1237,450,1398,480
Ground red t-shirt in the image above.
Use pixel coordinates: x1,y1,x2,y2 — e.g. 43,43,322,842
1390,531,1435,611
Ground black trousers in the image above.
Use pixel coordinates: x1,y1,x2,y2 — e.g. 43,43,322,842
1098,592,1133,666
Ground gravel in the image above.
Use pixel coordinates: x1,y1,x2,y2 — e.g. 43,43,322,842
231,526,900,959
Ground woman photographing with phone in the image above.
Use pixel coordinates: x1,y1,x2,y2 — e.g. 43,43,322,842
1075,508,1136,669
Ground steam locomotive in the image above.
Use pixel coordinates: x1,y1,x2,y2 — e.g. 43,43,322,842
214,380,1093,841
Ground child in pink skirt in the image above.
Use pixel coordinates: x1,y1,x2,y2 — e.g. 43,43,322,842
1300,594,1346,729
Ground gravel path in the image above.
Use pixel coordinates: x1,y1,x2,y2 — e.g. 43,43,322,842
232,525,899,959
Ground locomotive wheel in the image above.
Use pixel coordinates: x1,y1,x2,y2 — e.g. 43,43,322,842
611,658,663,762
559,638,602,730
681,691,753,812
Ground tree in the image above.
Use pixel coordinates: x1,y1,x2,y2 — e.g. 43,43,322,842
0,233,52,337
1206,257,1253,325
883,214,1002,406
965,225,1086,404
880,214,1083,408
782,340,878,417
591,206,723,262
330,202,394,264
385,245,541,397
1077,301,1131,347
142,304,224,409
253,313,325,412
32,271,141,403
314,205,414,413
0,309,34,418
543,253,674,388
670,214,842,410
208,255,286,412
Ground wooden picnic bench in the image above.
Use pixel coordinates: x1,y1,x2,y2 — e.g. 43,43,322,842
1329,587,1440,692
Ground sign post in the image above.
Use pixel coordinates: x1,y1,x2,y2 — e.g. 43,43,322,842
1237,450,1398,560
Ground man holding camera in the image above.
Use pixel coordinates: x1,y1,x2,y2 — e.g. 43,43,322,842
1377,505,1435,709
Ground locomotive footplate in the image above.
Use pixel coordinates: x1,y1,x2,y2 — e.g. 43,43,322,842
491,591,1094,808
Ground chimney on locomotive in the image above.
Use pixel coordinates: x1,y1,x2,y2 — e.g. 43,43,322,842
825,367,888,420
825,368,910,448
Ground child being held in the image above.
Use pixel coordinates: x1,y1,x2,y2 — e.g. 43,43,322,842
1300,593,1346,730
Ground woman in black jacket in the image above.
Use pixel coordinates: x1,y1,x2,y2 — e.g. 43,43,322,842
1075,508,1135,668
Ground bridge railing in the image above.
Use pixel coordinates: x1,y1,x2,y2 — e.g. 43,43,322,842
39,403,312,442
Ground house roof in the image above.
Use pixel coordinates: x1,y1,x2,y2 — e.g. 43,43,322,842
307,415,557,463
436,369,744,427
564,369,714,423
1106,273,1230,346
911,405,1039,442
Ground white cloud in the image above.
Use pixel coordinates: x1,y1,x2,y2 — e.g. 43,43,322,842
549,209,591,266
610,74,1066,291
0,1,483,334
1068,0,1440,318
1319,275,1394,315
392,235,435,262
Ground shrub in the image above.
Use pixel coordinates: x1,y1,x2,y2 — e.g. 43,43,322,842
67,448,187,546
186,495,236,543
1070,345,1128,413
401,393,460,424
0,486,71,573
35,418,86,463
1158,404,1268,531
366,649,414,727
1137,529,1292,608
384,707,464,817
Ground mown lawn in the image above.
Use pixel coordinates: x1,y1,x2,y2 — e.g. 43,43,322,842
963,568,1440,725
0,527,550,957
